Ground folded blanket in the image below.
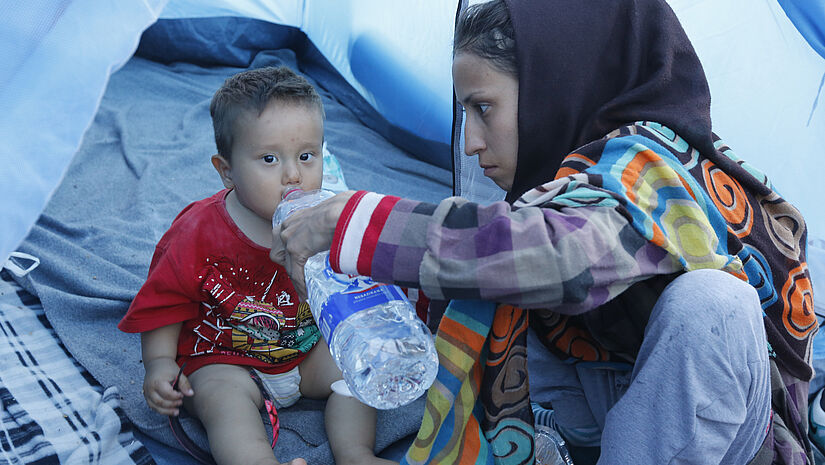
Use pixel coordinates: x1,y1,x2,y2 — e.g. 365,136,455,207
0,272,154,465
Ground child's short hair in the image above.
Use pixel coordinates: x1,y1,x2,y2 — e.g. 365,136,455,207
210,66,324,161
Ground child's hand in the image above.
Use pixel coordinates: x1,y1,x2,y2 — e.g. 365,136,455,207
143,358,193,416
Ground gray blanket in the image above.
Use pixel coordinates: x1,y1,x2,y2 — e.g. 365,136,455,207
15,47,450,463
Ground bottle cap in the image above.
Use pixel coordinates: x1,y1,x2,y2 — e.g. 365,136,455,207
331,380,354,398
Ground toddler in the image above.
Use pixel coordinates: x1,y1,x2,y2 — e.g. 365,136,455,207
119,66,394,465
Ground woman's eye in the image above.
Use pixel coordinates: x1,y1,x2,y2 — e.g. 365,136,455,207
478,104,490,115
299,152,315,162
263,154,277,163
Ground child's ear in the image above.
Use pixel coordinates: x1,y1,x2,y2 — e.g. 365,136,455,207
211,154,234,189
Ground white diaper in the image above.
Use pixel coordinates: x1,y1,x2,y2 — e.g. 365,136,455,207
255,366,301,408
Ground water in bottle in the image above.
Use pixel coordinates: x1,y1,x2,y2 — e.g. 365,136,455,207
534,425,575,465
273,189,438,409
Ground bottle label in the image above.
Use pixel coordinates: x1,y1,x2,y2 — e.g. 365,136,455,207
315,260,409,343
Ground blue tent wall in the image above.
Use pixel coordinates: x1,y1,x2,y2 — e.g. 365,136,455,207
1,0,168,269
2,0,824,299
779,0,825,60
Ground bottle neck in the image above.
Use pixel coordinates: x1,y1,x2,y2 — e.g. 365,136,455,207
282,187,304,201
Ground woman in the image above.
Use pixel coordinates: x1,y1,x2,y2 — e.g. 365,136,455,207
272,0,814,463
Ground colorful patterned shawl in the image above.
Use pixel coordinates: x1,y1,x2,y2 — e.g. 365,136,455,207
400,122,813,464
403,300,533,465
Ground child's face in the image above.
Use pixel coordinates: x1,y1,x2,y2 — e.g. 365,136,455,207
226,101,324,222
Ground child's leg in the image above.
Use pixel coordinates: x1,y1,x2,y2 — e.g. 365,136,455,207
326,392,400,465
299,343,397,465
185,364,306,465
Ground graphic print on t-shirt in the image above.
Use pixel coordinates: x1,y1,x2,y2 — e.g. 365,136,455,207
192,255,309,365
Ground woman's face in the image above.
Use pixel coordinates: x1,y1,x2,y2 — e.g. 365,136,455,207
452,51,519,192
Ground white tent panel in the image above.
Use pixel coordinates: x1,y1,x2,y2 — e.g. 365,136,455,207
670,0,825,238
0,0,168,265
302,0,455,145
159,0,303,26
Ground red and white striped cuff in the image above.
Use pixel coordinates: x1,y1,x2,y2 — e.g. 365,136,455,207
330,191,401,276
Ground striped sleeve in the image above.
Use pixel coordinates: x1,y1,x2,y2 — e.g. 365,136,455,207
327,126,761,312
330,190,402,276
329,185,680,313
329,191,442,289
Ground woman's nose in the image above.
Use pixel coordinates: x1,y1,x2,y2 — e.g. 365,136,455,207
463,119,484,157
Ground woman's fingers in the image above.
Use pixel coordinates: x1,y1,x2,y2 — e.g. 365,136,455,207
270,225,287,266
279,218,314,301
271,191,354,302
271,222,307,299
287,255,308,301
271,191,354,281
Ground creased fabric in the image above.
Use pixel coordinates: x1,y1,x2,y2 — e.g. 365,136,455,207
331,122,813,464
0,272,155,465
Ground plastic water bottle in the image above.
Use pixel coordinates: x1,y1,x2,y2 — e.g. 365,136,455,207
272,188,438,409
532,403,575,465
534,425,575,465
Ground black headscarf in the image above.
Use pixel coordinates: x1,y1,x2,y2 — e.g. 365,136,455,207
502,0,760,203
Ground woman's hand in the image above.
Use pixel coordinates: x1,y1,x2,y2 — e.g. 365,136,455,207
142,357,192,416
271,190,355,299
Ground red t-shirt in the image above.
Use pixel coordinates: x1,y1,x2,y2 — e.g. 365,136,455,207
119,190,311,376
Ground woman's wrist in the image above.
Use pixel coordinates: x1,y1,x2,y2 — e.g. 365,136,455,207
326,191,356,240
330,191,405,276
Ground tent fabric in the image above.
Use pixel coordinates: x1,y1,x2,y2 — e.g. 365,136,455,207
1,0,824,463
3,0,824,261
778,0,825,60
154,0,456,167
158,0,303,26
1,0,168,276
12,17,449,463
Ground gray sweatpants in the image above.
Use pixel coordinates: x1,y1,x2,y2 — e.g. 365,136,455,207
528,269,771,464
